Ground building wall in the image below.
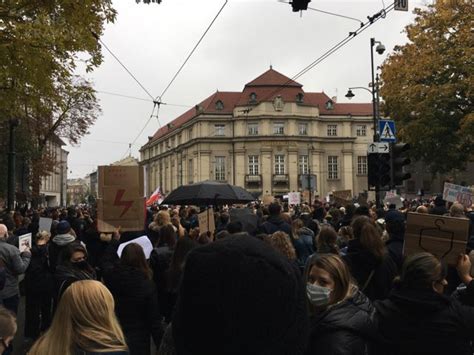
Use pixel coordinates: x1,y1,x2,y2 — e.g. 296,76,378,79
40,142,68,207
141,101,373,200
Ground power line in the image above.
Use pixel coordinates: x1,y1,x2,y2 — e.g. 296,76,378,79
307,6,363,25
92,31,155,101
96,90,192,108
158,0,228,100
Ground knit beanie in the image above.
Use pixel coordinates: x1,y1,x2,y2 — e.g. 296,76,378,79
172,236,309,355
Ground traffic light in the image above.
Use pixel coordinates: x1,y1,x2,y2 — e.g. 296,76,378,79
390,143,411,187
368,153,391,191
291,0,311,12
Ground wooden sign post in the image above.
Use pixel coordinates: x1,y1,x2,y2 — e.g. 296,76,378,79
404,213,470,265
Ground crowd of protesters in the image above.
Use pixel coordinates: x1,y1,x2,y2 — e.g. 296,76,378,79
0,193,473,354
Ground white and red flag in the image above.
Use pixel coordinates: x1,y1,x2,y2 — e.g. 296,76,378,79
146,186,163,206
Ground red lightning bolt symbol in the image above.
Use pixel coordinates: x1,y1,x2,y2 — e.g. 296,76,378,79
113,189,133,218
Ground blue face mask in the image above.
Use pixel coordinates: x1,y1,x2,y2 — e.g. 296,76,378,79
306,283,332,306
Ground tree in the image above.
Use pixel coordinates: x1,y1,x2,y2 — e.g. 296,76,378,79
0,0,116,203
380,1,473,175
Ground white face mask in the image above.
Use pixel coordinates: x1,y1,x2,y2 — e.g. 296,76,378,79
306,283,332,306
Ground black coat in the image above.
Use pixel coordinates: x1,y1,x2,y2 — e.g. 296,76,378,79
259,216,292,235
24,244,53,295
305,290,375,355
149,246,174,321
374,285,474,355
104,264,163,355
343,239,397,301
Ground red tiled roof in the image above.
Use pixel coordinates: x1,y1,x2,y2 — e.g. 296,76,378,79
245,68,302,87
143,69,372,148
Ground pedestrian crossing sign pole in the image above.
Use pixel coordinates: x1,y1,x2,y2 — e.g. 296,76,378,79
379,119,397,143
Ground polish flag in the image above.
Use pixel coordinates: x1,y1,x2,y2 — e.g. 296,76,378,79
146,187,163,206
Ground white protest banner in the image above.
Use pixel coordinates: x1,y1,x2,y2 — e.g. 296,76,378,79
117,236,153,259
39,217,53,233
443,183,473,208
288,192,301,205
384,193,403,209
18,233,32,253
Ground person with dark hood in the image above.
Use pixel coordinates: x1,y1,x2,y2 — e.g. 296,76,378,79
53,243,95,309
304,254,375,355
48,220,80,273
384,209,406,271
374,252,474,355
343,216,397,301
259,203,292,235
291,219,315,268
159,236,309,355
430,194,448,215
226,221,249,237
104,243,163,355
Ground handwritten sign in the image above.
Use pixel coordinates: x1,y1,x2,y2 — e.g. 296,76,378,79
198,208,215,234
97,166,145,233
18,233,31,253
333,190,352,207
117,236,153,259
404,213,470,265
443,183,473,208
288,192,301,205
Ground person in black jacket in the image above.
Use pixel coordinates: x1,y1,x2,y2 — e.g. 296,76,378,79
104,243,163,355
343,216,397,301
259,203,292,235
24,231,53,340
374,252,474,355
304,253,375,355
384,209,406,271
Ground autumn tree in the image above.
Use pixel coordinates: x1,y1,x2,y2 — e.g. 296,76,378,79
380,0,473,175
0,0,116,203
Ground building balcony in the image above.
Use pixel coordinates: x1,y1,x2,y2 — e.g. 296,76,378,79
272,174,289,189
245,174,262,189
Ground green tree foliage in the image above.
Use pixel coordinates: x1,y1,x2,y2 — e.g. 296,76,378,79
0,0,116,201
380,0,473,175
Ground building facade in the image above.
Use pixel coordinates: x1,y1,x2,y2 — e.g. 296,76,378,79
40,137,68,207
140,69,374,199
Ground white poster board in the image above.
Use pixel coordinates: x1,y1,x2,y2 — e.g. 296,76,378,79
443,183,473,208
18,233,32,253
39,217,53,233
117,236,153,259
288,192,301,205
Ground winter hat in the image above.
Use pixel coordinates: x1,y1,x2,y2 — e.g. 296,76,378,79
172,236,309,355
56,220,71,235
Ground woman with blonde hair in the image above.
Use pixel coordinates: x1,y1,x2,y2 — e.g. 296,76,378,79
304,254,375,355
266,231,297,262
29,280,128,355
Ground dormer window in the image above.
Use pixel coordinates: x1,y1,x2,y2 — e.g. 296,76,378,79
325,100,334,110
249,92,257,103
296,93,304,103
215,100,224,110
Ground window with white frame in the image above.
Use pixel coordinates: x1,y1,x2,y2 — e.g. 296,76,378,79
188,159,193,183
248,123,259,135
356,125,367,137
215,156,226,181
299,123,308,135
215,124,225,136
328,156,338,179
248,155,259,175
299,155,309,175
327,124,337,136
357,156,368,175
274,155,285,175
273,122,285,135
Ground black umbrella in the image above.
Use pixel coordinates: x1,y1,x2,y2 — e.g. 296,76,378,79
160,180,256,206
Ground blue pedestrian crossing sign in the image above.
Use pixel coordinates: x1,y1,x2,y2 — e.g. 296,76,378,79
379,119,397,142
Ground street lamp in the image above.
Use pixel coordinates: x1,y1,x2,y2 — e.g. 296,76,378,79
7,118,20,212
345,37,385,207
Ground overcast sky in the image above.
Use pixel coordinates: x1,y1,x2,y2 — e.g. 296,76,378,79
67,0,431,179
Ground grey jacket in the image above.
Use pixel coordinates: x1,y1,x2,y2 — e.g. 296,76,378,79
0,240,31,299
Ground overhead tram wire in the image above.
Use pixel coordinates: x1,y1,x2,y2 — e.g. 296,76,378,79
96,90,192,108
307,6,364,25
245,3,394,113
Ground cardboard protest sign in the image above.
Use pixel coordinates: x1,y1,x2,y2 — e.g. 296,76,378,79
39,217,53,233
332,190,352,206
262,195,274,205
97,166,145,233
18,233,31,253
117,236,153,259
404,213,470,265
384,192,403,209
443,183,473,208
198,208,215,234
288,192,301,205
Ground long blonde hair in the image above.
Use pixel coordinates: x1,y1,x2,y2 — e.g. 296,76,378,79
29,280,127,355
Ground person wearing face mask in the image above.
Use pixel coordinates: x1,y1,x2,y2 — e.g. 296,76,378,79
374,252,474,355
53,243,96,311
304,254,375,355
0,306,16,355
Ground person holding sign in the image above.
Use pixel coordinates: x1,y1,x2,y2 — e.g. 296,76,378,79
374,252,474,355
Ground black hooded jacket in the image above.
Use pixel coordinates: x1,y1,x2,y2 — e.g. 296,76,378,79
374,286,474,355
343,239,397,301
305,289,375,355
259,215,292,235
